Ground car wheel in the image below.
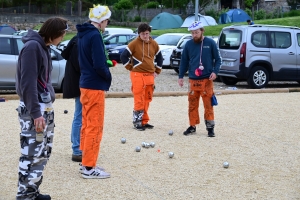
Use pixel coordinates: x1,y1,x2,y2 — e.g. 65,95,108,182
174,68,179,74
220,76,238,85
247,66,269,89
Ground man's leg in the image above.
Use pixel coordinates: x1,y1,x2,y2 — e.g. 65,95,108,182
16,102,54,199
202,79,215,137
142,84,154,127
71,97,82,162
183,90,201,135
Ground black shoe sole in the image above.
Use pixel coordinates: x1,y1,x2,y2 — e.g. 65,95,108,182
208,134,215,137
72,155,82,162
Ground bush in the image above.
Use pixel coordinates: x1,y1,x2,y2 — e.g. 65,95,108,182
133,16,141,22
145,1,159,9
114,0,134,10
254,9,266,20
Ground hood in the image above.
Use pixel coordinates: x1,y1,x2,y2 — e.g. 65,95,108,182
110,45,127,50
22,29,47,50
76,23,99,38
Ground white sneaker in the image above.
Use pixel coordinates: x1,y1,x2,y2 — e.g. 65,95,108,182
81,167,110,179
79,163,105,173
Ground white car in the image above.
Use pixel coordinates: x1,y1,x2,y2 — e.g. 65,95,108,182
154,33,191,68
57,40,70,51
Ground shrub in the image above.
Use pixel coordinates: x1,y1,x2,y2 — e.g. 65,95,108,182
133,16,141,22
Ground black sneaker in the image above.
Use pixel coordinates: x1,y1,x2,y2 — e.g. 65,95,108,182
143,124,154,129
134,124,145,131
207,128,215,137
183,126,196,135
72,154,82,162
35,194,51,200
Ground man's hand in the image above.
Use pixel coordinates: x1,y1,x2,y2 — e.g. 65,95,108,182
34,116,45,132
178,78,184,87
153,72,158,78
209,72,217,81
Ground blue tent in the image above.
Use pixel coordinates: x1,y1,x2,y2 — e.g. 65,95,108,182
218,9,251,24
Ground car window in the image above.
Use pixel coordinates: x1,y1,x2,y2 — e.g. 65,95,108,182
297,33,300,46
118,35,127,44
270,31,291,48
219,29,242,50
178,38,192,49
155,35,183,46
0,38,12,54
16,38,24,54
125,36,137,44
108,36,117,43
251,31,268,48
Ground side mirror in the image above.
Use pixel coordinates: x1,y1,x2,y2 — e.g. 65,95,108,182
104,40,110,45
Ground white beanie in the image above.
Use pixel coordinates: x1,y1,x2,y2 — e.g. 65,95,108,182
188,21,203,31
89,4,111,24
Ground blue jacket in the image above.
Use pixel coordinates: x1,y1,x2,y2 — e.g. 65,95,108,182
179,37,222,80
76,23,111,91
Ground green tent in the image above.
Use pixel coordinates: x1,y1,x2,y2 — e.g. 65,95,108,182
150,12,183,30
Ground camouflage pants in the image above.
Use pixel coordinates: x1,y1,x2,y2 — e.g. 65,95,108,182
16,102,54,200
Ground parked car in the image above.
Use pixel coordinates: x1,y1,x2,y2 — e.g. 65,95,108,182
0,34,66,91
56,39,70,51
170,36,218,74
154,33,191,68
103,28,134,36
108,35,158,63
13,30,38,36
218,24,300,88
103,33,137,50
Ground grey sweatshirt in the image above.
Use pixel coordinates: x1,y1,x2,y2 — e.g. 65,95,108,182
15,29,55,119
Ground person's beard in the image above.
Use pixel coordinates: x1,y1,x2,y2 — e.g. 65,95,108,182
193,34,203,43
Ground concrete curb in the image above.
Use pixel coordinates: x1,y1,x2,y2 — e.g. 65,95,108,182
0,88,299,100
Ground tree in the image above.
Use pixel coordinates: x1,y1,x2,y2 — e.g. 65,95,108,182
114,0,134,10
130,0,146,18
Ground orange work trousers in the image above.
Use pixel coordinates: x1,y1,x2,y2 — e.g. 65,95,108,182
188,79,214,126
130,71,154,125
80,88,105,167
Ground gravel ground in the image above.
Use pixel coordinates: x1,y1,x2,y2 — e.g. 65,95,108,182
0,93,300,199
1,64,300,94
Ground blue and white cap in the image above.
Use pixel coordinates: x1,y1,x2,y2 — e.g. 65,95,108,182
188,21,203,31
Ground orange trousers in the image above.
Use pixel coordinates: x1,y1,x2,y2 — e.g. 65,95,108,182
80,88,105,167
130,72,154,125
188,79,214,126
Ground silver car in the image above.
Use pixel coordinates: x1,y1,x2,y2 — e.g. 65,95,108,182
0,35,66,91
218,25,300,88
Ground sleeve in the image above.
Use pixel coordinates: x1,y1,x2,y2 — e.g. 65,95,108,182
91,34,111,81
61,35,77,60
120,46,133,71
178,44,189,79
212,41,222,75
19,45,42,119
154,44,163,74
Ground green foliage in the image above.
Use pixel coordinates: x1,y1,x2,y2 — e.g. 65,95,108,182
114,0,134,10
133,16,141,22
205,8,229,21
245,0,255,8
144,1,159,9
283,10,300,17
254,9,266,20
245,8,252,18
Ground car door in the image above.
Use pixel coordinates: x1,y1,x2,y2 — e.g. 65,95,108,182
269,30,297,80
0,37,18,89
295,31,300,79
50,48,60,88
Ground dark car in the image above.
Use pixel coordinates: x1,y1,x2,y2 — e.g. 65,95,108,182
170,36,218,74
108,35,158,63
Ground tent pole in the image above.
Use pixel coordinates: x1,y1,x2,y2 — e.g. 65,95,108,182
195,0,199,21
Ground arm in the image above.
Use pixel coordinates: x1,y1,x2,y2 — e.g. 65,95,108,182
212,42,222,75
178,45,189,79
120,46,133,71
154,49,163,74
91,34,111,81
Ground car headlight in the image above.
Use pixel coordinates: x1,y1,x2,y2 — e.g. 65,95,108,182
110,50,119,54
161,48,173,56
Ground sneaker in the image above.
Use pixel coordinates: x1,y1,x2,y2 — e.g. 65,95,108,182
134,124,145,131
35,193,51,200
207,128,215,137
72,154,82,162
183,126,196,135
81,167,110,179
143,123,154,129
79,163,105,173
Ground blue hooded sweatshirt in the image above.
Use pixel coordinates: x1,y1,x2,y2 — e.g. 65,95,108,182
179,37,222,80
76,23,111,91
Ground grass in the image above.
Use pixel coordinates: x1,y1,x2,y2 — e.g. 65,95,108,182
63,16,300,41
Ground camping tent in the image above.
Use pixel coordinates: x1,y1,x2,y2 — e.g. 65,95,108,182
0,24,16,35
181,14,218,27
150,12,183,30
218,9,251,24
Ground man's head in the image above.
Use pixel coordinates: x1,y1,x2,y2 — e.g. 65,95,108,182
138,23,151,42
89,4,111,32
39,17,68,46
188,21,205,43
247,19,251,24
